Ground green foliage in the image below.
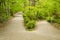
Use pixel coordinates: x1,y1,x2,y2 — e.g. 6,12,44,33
0,13,9,23
0,0,60,29
46,16,55,23
26,20,36,31
0,0,24,23
23,6,37,20
23,6,37,30
23,0,60,30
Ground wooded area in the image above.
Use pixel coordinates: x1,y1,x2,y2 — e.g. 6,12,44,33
0,0,60,30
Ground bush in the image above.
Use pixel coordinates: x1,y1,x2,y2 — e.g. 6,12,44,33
0,13,10,23
23,6,37,30
54,19,60,24
26,20,36,30
36,11,46,20
23,12,36,30
46,16,55,23
23,6,37,20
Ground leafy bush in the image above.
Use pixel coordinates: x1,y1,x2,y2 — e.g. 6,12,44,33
23,6,37,30
0,13,10,23
46,16,55,23
26,20,36,30
23,6,37,20
23,13,36,30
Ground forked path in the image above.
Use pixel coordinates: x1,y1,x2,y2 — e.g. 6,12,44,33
0,12,60,40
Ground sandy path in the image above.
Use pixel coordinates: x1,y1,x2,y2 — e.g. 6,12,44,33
0,12,60,40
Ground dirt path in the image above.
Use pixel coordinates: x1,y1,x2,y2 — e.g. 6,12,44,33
0,12,60,40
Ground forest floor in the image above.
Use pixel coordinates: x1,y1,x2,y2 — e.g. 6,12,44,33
0,12,60,40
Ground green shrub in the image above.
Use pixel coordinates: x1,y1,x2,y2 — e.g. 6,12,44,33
23,6,37,20
46,16,55,23
36,11,46,20
0,13,10,23
23,6,37,30
26,20,36,30
54,19,60,24
24,17,30,24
